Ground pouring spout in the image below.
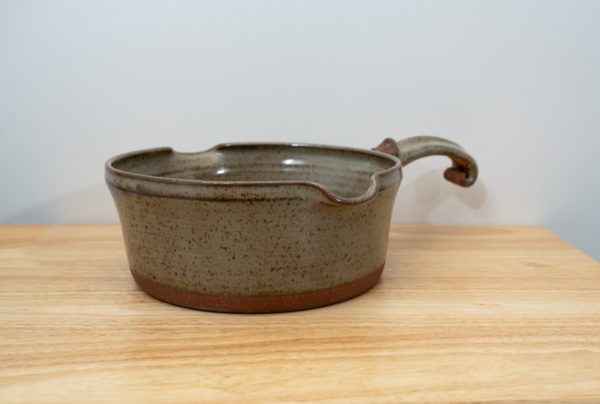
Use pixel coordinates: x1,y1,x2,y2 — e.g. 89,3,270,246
318,179,380,206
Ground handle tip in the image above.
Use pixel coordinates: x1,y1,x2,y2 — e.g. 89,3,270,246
444,167,477,187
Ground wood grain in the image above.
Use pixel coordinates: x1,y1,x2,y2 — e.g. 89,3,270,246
1,225,599,403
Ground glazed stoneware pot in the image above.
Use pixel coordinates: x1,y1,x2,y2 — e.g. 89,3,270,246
105,136,478,313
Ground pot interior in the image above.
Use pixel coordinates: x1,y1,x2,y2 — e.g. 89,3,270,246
111,144,399,199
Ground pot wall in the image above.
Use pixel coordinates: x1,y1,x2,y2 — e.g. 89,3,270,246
109,183,398,298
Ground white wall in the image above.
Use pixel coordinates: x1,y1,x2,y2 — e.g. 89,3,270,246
2,0,599,259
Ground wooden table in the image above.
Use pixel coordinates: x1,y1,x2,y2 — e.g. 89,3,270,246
1,225,599,402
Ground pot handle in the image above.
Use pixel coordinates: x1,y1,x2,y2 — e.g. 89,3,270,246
373,136,478,187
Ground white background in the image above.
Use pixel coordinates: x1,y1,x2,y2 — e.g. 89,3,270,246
2,0,599,259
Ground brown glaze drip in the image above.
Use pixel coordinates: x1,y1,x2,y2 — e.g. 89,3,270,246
372,138,400,157
131,265,384,313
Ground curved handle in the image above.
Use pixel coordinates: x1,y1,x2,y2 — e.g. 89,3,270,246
373,136,478,187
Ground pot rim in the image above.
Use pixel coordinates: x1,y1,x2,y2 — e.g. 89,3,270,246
105,142,402,205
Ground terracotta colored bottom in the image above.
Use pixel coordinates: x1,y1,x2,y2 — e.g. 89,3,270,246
131,265,384,313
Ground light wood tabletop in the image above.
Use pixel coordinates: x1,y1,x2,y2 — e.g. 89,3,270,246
1,225,599,402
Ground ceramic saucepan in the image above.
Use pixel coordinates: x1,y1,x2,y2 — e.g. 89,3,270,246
105,136,478,313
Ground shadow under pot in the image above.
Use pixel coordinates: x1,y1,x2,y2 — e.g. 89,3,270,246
105,136,478,313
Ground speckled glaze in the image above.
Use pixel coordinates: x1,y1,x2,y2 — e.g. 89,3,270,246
106,137,478,313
